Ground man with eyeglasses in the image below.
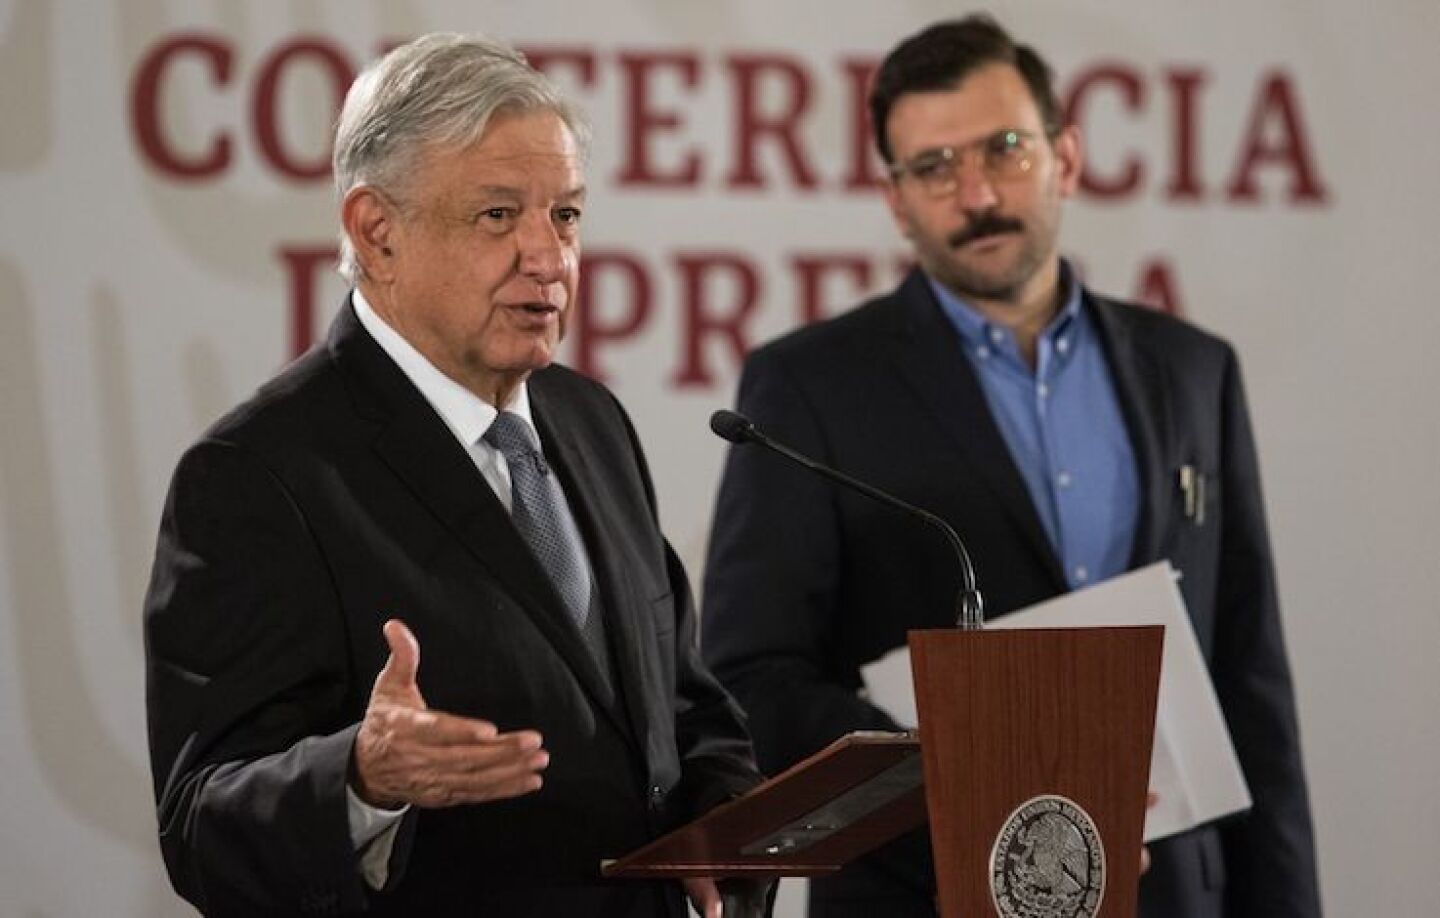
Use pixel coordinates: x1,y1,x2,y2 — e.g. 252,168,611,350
702,15,1320,918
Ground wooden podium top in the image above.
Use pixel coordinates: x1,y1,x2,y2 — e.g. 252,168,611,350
603,732,928,878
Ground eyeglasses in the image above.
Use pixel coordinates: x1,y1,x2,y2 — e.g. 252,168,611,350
888,129,1041,196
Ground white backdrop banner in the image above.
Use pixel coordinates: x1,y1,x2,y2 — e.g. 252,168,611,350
2,2,1437,915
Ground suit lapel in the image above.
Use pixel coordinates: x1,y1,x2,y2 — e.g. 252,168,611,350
529,382,648,747
1087,295,1171,566
882,276,1175,582
886,272,1067,588
327,303,627,726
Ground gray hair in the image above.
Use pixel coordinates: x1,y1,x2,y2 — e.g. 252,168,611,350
332,32,591,283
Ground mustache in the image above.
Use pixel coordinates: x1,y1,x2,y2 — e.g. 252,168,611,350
948,212,1024,248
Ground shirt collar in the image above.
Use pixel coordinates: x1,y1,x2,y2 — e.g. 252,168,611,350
927,259,1083,350
351,289,535,448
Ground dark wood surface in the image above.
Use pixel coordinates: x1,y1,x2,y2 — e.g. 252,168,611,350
603,732,927,877
910,626,1163,918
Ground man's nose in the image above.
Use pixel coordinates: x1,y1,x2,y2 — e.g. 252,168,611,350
515,214,565,283
952,161,1000,211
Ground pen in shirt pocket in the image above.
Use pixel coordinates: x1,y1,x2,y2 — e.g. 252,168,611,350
1179,464,1206,525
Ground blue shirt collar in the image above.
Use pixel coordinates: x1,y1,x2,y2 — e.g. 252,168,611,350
927,260,1083,351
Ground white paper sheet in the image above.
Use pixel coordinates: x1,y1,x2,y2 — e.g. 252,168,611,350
860,562,1251,841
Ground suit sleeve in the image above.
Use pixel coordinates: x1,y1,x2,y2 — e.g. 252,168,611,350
701,350,904,773
1209,350,1322,917
144,439,374,917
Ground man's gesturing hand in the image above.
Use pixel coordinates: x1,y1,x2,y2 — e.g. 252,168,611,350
352,619,549,809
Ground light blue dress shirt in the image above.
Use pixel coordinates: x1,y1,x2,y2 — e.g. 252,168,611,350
928,265,1140,590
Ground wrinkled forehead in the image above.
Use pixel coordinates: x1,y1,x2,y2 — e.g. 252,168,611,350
415,111,584,185
397,134,582,218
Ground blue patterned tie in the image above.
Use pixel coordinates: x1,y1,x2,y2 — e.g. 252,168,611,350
483,412,592,628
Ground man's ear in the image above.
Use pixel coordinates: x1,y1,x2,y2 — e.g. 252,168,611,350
341,185,399,283
1052,124,1084,198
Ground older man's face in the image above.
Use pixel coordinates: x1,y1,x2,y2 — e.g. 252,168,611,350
381,109,584,402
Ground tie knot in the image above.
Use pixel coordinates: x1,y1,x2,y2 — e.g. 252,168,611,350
484,412,547,474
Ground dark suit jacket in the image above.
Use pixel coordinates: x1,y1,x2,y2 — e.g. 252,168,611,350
702,270,1320,918
144,302,760,917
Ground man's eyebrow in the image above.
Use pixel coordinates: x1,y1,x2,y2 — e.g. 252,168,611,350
460,184,588,203
468,185,524,200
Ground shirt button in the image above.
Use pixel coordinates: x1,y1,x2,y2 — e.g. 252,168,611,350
990,327,1005,344
1038,384,1050,398
1074,565,1089,583
977,346,991,360
1057,338,1069,353
1057,471,1072,488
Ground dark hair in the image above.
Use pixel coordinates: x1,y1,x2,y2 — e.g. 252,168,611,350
869,15,1063,164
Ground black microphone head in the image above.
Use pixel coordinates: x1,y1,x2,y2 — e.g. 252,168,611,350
709,409,756,444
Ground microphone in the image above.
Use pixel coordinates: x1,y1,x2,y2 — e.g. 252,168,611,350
710,409,984,630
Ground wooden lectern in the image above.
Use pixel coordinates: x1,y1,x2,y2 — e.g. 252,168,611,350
607,625,1162,918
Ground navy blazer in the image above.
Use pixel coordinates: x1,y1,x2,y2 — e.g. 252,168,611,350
702,270,1320,918
145,302,760,917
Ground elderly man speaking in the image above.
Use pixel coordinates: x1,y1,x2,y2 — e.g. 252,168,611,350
143,33,762,917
